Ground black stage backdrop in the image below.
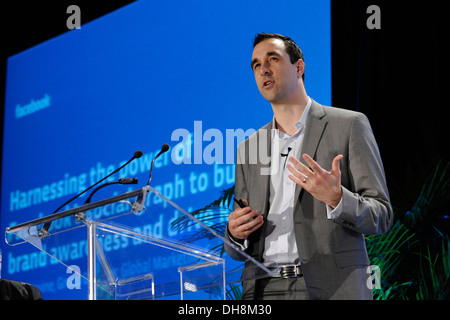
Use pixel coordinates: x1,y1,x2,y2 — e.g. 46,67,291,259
331,0,449,213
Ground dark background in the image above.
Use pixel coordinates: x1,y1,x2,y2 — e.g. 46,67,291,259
1,0,448,217
332,1,449,214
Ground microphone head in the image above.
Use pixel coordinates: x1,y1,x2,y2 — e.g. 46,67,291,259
134,150,144,158
118,178,139,184
161,144,170,152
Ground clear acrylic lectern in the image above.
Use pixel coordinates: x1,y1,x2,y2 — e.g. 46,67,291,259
5,186,274,300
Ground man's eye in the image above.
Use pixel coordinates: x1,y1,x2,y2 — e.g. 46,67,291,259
254,64,260,70
269,57,277,62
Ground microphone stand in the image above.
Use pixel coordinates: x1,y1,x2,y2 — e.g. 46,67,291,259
40,151,143,235
7,187,149,236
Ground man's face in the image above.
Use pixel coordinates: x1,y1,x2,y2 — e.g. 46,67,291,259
251,38,303,104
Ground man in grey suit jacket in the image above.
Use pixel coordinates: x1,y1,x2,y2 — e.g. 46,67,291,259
225,33,393,300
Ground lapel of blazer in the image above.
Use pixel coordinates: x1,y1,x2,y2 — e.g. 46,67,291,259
294,100,327,203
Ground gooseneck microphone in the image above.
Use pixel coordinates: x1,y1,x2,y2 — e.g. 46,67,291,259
147,144,170,186
84,178,139,205
40,150,143,234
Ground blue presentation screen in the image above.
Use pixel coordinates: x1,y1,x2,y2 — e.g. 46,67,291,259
1,0,330,299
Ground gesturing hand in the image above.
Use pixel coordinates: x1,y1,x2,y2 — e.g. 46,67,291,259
287,154,343,208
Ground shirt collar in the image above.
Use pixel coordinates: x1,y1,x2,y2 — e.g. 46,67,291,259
272,97,312,140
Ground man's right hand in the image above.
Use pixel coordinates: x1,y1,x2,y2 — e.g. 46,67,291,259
227,200,264,240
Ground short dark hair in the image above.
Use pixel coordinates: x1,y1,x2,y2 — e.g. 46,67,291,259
253,33,305,83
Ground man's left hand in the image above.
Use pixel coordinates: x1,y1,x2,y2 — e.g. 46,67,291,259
287,154,343,208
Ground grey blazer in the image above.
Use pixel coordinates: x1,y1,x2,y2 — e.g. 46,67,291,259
225,100,393,300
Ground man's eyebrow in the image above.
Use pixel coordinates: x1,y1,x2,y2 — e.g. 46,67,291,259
250,51,282,69
266,51,281,57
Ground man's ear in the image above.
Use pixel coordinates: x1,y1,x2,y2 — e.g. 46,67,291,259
296,59,305,78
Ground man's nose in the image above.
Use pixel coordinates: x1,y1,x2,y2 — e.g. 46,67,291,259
260,65,271,76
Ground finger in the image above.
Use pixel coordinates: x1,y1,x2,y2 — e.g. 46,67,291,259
286,163,308,180
235,209,260,226
234,214,263,238
331,155,343,176
230,207,251,226
229,208,250,230
288,173,304,186
302,154,324,173
288,156,302,168
242,213,263,229
244,218,264,234
234,206,251,217
289,156,313,175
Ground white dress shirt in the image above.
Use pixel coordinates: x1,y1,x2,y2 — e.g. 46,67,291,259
262,98,311,266
264,97,343,266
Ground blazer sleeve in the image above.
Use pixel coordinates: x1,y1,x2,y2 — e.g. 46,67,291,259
332,113,394,235
224,143,250,261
